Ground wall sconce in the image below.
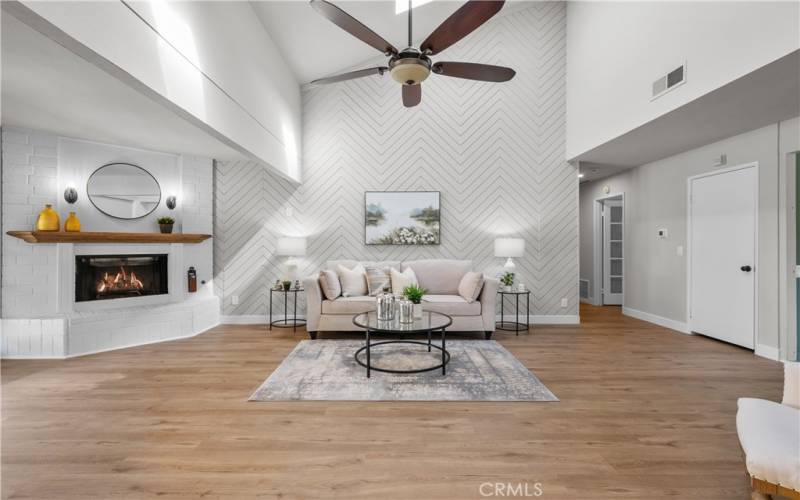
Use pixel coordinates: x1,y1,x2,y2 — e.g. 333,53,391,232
166,195,177,210
64,185,78,204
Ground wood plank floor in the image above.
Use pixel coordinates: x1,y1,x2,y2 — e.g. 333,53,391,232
1,305,783,499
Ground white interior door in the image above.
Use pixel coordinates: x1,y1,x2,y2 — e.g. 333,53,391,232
603,199,623,305
690,165,757,349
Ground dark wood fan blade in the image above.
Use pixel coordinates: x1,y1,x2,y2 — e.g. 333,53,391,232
402,84,421,107
310,67,388,86
310,0,398,55
432,61,515,82
420,1,504,56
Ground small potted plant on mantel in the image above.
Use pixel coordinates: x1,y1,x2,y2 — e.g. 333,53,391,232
157,216,175,234
403,284,426,319
501,272,515,292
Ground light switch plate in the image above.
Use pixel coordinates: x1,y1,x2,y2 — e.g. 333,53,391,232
560,297,568,308
677,245,684,256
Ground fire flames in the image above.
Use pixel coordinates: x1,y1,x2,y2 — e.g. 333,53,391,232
96,266,144,295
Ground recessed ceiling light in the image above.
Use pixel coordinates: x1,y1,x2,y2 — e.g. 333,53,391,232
578,173,585,178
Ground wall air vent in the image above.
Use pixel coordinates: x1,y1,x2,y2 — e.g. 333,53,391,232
579,279,590,300
651,63,686,100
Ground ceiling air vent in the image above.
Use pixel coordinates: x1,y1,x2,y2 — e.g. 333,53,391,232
651,63,686,100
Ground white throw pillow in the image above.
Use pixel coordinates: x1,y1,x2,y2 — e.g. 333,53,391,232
390,267,418,295
337,264,367,296
318,269,341,300
458,271,485,303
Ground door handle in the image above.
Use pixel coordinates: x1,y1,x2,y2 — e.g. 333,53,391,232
741,265,752,272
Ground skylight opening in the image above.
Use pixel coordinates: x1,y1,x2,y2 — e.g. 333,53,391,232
395,0,434,15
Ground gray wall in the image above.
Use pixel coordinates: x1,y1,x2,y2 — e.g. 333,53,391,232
579,116,800,350
214,2,579,320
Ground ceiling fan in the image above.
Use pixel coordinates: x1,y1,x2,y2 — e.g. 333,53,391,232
309,0,516,107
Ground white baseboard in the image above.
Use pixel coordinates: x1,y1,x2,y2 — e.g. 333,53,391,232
221,315,267,324
755,343,780,361
498,314,580,325
1,321,220,359
221,315,305,325
0,354,67,360
622,307,691,334
64,328,214,359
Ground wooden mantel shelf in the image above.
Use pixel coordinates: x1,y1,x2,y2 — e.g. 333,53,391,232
6,231,212,244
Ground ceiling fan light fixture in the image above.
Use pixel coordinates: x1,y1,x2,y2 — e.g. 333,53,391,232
389,58,431,85
309,0,513,106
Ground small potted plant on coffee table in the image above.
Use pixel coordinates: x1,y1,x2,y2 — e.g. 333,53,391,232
501,272,515,292
157,216,175,234
403,284,426,319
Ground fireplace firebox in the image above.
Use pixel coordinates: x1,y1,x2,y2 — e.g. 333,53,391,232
75,254,168,302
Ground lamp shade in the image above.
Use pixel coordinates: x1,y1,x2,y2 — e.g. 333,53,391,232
276,237,307,256
494,238,525,258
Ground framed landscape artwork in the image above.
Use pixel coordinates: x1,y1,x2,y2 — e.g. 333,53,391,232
365,191,440,245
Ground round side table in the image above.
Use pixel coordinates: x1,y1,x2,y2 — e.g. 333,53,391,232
269,288,306,331
496,289,530,335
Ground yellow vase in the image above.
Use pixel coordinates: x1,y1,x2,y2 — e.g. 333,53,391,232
35,204,60,232
64,212,81,232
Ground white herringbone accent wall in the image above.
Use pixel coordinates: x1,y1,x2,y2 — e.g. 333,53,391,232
214,2,578,319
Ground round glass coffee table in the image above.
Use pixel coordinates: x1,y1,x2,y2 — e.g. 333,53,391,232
352,311,453,378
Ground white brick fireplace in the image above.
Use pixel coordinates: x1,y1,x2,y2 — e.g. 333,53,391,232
1,127,220,358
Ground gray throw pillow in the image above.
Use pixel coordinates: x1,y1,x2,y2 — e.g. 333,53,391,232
364,266,391,296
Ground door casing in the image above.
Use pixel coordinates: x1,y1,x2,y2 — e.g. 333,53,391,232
687,162,759,348
592,192,625,306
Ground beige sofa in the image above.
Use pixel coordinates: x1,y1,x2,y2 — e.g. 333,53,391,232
303,259,498,339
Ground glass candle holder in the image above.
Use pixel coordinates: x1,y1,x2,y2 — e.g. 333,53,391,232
376,291,396,321
397,298,414,324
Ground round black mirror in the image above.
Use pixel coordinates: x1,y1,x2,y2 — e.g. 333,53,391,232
87,163,161,219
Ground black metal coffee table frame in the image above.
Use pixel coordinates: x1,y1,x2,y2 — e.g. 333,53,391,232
352,311,452,378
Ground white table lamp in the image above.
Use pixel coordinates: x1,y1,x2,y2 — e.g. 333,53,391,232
276,237,306,259
276,237,307,279
494,238,525,273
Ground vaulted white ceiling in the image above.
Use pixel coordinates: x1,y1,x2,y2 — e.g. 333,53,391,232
1,12,245,161
251,0,529,84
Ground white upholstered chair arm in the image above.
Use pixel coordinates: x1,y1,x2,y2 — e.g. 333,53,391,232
479,276,499,332
302,274,322,332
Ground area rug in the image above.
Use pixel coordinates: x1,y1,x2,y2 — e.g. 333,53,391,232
249,340,558,402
